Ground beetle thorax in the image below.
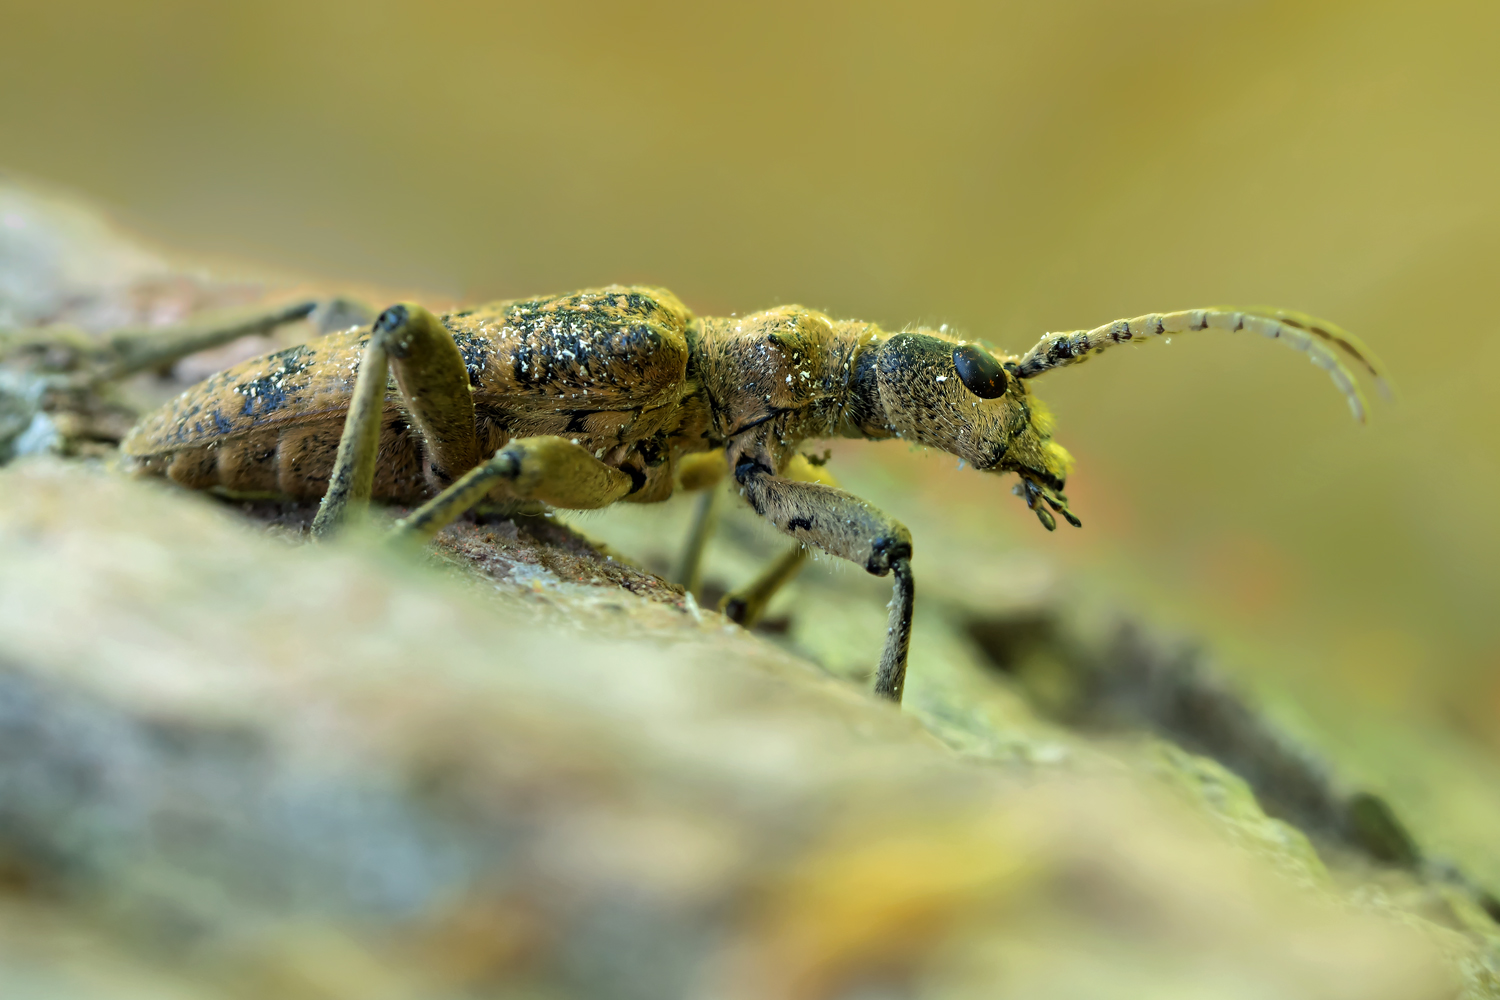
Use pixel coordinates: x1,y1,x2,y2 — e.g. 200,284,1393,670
692,307,894,460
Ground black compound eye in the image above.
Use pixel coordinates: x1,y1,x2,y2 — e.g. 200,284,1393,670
374,304,409,333
952,344,1009,399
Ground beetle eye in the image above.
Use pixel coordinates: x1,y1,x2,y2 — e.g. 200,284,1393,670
952,344,1009,399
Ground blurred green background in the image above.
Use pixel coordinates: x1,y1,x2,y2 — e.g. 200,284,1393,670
3,0,1495,845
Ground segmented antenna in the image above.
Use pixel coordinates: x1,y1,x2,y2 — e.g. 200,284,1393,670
1014,308,1387,422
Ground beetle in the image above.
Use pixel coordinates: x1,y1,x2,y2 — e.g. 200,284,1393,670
122,286,1383,703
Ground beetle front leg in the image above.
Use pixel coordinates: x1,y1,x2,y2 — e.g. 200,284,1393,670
312,304,480,537
717,452,839,626
393,435,635,545
734,456,914,703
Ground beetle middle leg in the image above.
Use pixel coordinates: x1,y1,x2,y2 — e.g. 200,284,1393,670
673,452,729,597
720,545,808,628
733,455,914,703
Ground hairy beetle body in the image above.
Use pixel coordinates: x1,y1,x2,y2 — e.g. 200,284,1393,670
123,284,1381,704
126,286,1080,503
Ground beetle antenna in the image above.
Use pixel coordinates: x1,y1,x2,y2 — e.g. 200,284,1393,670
1014,308,1387,422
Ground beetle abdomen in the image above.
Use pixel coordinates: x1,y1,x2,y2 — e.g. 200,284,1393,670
122,323,431,500
127,414,430,501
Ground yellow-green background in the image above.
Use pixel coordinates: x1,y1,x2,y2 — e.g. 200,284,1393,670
4,1,1496,853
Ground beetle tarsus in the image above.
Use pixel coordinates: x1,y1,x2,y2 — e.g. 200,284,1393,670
873,556,915,703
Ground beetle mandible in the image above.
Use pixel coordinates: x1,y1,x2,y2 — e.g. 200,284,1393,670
122,286,1384,703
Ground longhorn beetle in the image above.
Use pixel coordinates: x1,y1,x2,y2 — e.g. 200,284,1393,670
123,287,1384,703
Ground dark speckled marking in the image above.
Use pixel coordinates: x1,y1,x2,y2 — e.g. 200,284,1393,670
494,296,676,396
232,345,316,419
448,331,490,387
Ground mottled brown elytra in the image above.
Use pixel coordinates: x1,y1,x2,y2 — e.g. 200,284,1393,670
124,286,1384,703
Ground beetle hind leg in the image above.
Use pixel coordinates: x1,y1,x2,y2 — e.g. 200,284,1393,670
312,303,480,537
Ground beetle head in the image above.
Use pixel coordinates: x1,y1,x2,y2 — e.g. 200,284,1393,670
874,332,1080,530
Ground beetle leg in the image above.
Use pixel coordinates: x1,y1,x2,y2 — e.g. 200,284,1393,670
733,457,914,703
392,435,635,545
719,544,808,628
715,451,835,624
93,300,318,381
312,304,480,537
311,332,390,537
672,451,730,595
675,486,722,597
372,304,481,488
719,451,845,628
